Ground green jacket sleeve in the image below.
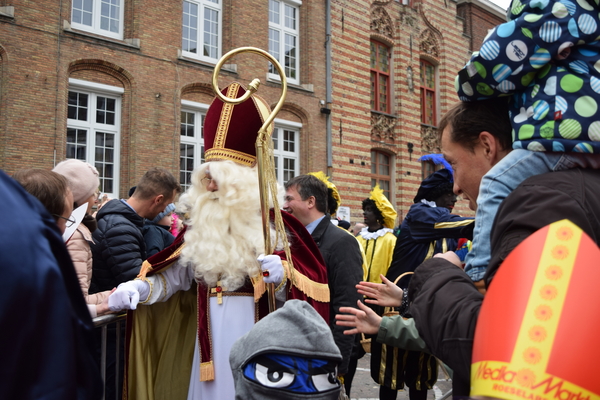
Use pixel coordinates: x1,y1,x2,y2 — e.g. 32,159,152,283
376,315,430,352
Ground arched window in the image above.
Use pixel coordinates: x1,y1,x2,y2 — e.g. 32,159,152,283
420,59,437,126
180,100,208,192
370,40,391,113
371,150,391,199
67,78,123,199
272,118,301,185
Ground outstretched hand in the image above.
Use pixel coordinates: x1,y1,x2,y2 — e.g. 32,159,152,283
335,300,382,335
96,288,117,316
356,274,402,307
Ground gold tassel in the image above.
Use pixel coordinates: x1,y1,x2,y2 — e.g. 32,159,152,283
283,261,330,303
137,260,153,279
251,261,329,303
253,276,267,302
200,361,215,381
137,243,185,279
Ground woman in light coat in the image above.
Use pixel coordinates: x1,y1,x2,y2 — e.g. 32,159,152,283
54,159,113,317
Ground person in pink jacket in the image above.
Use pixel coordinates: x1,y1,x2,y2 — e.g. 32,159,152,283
54,159,114,318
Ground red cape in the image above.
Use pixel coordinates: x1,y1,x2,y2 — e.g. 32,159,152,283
123,209,329,398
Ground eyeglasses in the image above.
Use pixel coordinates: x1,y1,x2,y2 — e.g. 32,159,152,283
53,214,76,228
200,177,214,187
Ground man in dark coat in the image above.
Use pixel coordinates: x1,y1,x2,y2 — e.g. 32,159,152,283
284,174,364,377
90,167,180,292
387,168,474,288
334,99,510,396
365,169,472,400
90,166,180,399
408,98,600,396
0,169,102,399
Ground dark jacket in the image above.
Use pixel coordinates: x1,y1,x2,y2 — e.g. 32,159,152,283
90,199,146,293
0,170,102,399
311,216,364,375
142,222,175,257
408,168,600,396
388,202,473,288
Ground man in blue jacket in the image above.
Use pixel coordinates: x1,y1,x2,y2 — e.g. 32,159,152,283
90,167,180,292
90,166,180,399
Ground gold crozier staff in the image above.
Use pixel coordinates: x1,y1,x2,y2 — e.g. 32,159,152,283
211,46,291,312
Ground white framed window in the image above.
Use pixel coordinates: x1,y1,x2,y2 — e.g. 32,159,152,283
67,78,123,199
71,0,124,40
180,100,208,192
268,0,300,85
272,118,301,185
182,0,222,62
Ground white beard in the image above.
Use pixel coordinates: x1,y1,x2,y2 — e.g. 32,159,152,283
178,161,267,291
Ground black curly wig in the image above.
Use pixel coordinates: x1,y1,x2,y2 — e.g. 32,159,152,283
361,198,385,225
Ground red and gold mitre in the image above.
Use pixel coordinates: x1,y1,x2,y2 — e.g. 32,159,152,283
471,219,600,400
203,82,272,167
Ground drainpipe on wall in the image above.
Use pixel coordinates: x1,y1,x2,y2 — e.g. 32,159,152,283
325,0,333,175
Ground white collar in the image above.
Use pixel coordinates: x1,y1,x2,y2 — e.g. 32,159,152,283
360,227,393,240
420,199,437,207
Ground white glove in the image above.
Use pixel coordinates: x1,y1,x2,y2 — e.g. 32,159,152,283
257,254,284,285
108,279,150,311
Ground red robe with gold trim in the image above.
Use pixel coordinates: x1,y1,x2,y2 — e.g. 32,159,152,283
123,210,329,400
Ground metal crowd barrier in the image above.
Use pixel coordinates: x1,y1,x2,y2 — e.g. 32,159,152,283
93,313,127,400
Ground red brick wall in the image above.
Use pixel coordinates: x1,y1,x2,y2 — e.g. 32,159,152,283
0,0,496,221
0,0,327,198
457,1,506,52
329,0,478,224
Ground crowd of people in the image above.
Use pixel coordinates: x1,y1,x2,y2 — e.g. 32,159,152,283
3,0,600,398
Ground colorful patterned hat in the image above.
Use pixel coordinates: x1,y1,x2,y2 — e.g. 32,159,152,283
471,219,600,399
369,184,397,229
308,171,341,215
203,82,272,167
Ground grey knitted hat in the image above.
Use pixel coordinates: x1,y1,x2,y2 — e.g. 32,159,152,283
230,300,343,399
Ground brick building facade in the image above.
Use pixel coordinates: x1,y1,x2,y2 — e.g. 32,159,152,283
328,0,505,224
0,0,504,224
0,0,329,199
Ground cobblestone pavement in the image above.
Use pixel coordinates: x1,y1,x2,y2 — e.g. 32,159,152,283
347,353,453,400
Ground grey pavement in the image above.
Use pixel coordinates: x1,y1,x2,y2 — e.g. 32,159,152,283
347,353,453,400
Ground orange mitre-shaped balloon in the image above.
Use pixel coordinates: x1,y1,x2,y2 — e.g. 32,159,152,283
471,219,600,400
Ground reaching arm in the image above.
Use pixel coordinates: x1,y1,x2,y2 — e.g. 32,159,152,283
336,300,382,335
356,274,403,307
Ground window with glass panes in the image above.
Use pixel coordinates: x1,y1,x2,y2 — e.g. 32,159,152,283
67,79,122,199
71,0,124,40
422,160,440,180
420,59,437,126
182,0,221,61
268,0,299,84
272,123,300,185
180,103,207,192
371,150,391,200
370,40,390,113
